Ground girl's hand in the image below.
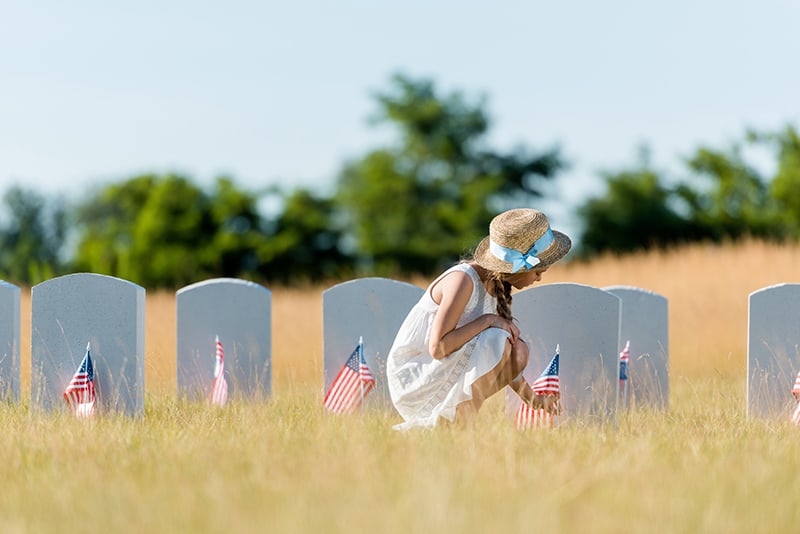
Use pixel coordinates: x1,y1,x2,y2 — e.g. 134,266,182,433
482,313,520,341
531,394,560,415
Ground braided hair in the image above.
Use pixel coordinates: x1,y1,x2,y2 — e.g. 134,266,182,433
486,271,514,321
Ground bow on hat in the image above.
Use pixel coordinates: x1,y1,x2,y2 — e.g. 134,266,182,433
488,228,554,273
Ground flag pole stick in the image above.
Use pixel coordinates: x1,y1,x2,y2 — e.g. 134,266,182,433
84,341,91,410
552,344,559,429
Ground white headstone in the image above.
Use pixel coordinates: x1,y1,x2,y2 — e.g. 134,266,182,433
176,278,272,401
507,283,621,425
0,281,21,402
747,283,800,419
605,285,669,410
31,273,145,416
323,277,423,410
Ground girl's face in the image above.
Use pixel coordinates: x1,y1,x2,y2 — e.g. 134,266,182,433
508,266,548,290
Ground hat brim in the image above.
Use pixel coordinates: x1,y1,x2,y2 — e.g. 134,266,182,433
473,230,572,274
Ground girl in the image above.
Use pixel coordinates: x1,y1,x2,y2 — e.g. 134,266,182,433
386,208,571,428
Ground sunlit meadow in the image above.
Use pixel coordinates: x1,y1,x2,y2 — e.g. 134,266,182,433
4,240,800,533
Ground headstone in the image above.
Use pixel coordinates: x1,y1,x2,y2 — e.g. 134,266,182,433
323,277,423,410
747,283,800,419
604,285,669,410
507,283,621,425
31,273,145,416
177,278,271,401
0,281,21,402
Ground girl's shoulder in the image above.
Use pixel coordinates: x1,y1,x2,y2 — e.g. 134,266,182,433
427,263,480,305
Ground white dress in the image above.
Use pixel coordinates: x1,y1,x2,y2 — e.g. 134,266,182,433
386,263,511,429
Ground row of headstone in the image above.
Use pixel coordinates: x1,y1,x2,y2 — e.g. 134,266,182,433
1,274,670,424
1,274,273,416
502,283,669,425
505,283,622,425
321,280,670,425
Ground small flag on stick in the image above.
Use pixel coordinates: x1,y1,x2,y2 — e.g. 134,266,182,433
516,345,560,430
323,336,375,414
790,370,800,425
210,336,228,407
63,342,96,418
619,339,630,407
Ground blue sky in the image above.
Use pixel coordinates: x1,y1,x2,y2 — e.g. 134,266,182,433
2,0,798,237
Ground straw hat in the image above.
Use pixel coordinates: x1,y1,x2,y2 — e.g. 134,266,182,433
474,208,571,274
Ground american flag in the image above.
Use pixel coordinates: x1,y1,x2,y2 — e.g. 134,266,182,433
791,370,800,425
619,339,631,406
516,345,560,430
63,342,96,418
323,337,375,415
210,336,228,407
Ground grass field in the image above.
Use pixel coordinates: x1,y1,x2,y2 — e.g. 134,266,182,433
5,240,800,533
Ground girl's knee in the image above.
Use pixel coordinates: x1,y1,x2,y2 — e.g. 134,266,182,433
510,340,529,373
512,351,528,374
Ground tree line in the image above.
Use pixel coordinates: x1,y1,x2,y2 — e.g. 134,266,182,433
2,74,798,288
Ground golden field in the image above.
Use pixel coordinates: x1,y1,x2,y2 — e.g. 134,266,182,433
5,240,800,533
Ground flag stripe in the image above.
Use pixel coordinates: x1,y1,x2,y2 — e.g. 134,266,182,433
791,369,800,425
516,347,559,431
324,368,375,413
619,340,630,381
793,369,800,399
325,371,359,412
210,337,228,407
323,341,376,415
63,344,96,418
327,375,359,413
515,404,553,430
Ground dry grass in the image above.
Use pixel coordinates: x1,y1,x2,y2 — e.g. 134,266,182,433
6,240,800,533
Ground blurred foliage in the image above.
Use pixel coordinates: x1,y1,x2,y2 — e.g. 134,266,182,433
336,73,565,275
1,71,799,287
255,188,354,283
578,154,707,256
0,186,67,285
760,125,800,236
577,125,800,256
69,175,350,288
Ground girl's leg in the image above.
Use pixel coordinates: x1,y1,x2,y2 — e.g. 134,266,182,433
453,398,479,425
507,338,532,401
453,337,528,423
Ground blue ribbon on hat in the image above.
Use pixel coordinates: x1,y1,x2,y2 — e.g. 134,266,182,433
489,228,554,273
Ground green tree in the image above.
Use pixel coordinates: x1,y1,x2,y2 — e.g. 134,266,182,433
73,175,156,278
73,174,352,287
682,143,776,240
0,185,67,284
201,176,268,279
577,150,705,255
577,126,799,256
336,73,565,275
74,174,276,287
754,125,800,236
127,175,215,286
256,188,354,283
